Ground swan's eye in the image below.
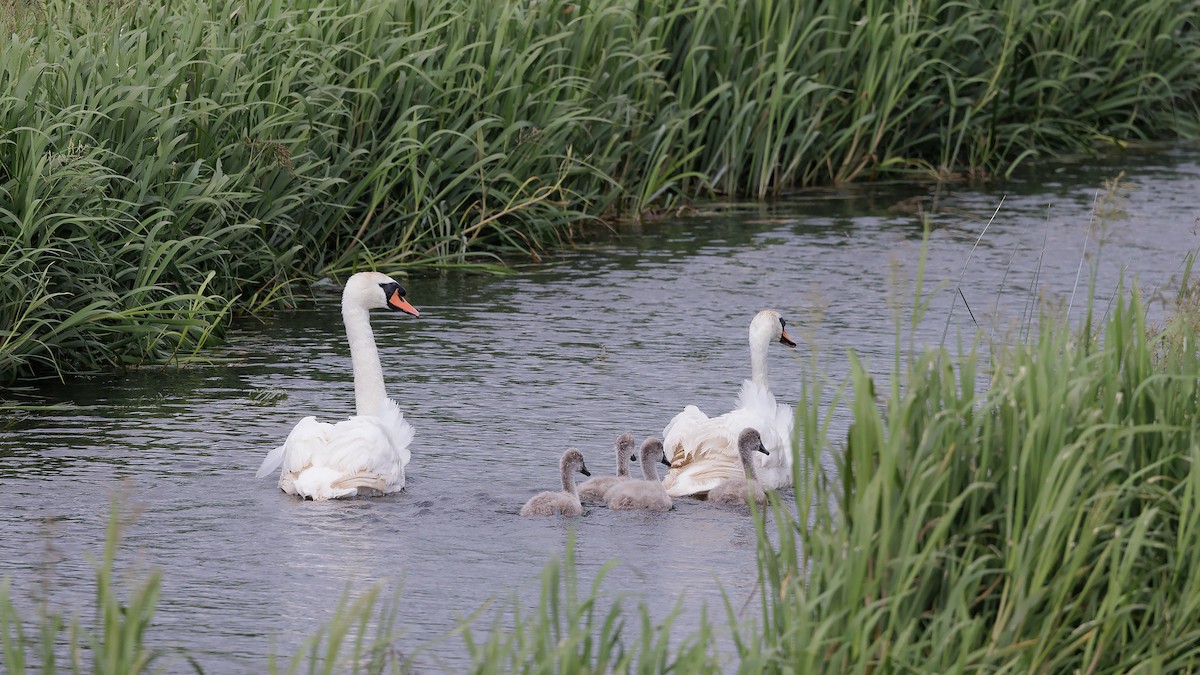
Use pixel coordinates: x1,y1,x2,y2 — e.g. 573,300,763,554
779,318,786,329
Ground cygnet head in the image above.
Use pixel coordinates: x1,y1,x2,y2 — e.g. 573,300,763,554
562,447,591,478
637,437,671,480
639,436,669,465
749,309,796,349
738,428,769,465
343,271,420,317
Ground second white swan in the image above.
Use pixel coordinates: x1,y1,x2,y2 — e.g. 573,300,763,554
255,271,420,501
660,309,796,497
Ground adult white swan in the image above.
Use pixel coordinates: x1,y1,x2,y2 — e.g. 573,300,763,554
255,272,420,500
660,309,796,497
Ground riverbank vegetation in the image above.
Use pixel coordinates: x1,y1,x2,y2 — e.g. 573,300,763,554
5,265,1200,672
746,277,1200,670
3,0,1200,382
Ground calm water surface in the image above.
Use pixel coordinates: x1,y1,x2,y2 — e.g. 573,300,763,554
2,144,1199,671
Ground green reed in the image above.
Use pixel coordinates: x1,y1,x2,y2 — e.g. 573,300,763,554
1,504,164,674
1,520,716,674
461,536,719,674
267,586,413,675
3,0,1199,382
745,262,1200,670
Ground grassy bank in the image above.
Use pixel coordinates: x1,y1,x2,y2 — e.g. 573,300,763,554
3,0,1200,381
5,263,1200,672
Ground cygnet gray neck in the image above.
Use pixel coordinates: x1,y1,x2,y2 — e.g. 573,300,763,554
739,444,760,479
560,459,580,496
641,447,662,481
617,445,632,477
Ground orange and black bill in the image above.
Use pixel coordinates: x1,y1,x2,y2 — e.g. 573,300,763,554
779,317,796,347
383,284,420,317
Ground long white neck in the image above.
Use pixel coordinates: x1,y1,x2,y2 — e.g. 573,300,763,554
343,304,388,418
750,336,770,388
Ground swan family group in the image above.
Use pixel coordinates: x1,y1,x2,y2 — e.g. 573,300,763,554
255,272,797,514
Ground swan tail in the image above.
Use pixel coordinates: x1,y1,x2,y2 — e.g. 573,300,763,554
396,431,413,469
380,399,415,468
735,381,797,487
255,444,287,479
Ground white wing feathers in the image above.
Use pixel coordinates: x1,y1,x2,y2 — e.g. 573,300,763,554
661,379,794,497
376,398,413,470
259,401,414,500
662,405,710,464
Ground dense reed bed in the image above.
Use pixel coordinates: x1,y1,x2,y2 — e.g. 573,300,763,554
3,0,1200,382
746,279,1200,670
5,268,1200,672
